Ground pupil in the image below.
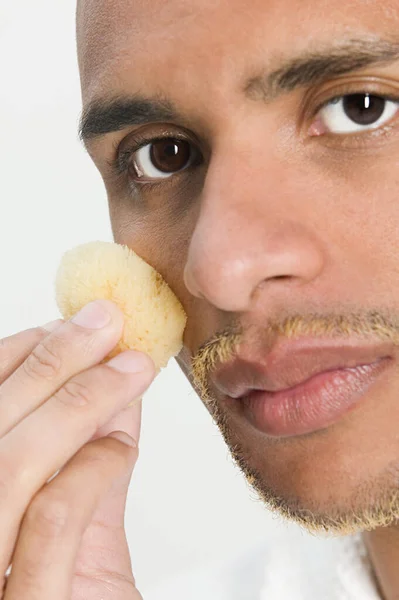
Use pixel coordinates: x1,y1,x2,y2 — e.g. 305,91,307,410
150,139,191,173
343,94,385,125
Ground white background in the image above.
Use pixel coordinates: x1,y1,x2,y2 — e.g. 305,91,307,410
0,1,302,593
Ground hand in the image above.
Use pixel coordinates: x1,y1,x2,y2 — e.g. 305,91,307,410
0,300,155,599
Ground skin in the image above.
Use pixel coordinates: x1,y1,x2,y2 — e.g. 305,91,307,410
0,303,155,599
76,1,399,597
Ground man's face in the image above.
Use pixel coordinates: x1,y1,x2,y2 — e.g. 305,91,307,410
76,0,399,535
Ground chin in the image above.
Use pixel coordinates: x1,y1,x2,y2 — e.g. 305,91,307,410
207,383,399,537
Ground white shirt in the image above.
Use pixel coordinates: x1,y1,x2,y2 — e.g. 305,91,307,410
141,528,382,599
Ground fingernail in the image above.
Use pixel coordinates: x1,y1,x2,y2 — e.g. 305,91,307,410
108,431,137,448
71,300,112,329
42,319,64,332
107,351,151,374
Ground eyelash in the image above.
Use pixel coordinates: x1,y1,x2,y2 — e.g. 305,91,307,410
108,133,200,194
109,87,399,192
309,85,399,127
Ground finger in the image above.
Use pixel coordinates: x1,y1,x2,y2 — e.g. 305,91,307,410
3,433,138,600
0,306,155,584
90,396,143,447
0,300,126,436
87,399,143,528
0,320,64,386
0,353,153,584
73,415,142,590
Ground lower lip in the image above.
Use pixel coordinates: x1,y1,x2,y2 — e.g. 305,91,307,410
237,358,391,437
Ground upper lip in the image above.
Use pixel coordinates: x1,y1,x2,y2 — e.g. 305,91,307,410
209,337,392,398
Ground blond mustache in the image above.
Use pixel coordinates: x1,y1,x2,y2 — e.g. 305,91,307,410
191,310,399,403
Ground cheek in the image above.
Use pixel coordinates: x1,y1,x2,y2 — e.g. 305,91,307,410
109,200,218,371
308,149,399,279
110,200,192,301
347,165,399,265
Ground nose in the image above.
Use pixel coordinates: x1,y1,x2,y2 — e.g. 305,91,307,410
183,154,325,312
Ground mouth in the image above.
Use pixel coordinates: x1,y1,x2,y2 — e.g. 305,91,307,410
209,337,394,437
236,359,392,437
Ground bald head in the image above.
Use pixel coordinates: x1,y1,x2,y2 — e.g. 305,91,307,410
76,0,140,95
76,0,201,101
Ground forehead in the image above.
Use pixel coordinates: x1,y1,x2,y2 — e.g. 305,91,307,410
78,0,399,111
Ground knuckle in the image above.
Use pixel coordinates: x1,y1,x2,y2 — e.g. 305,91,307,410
23,337,62,381
26,490,71,538
54,378,93,408
0,464,14,504
0,336,9,367
0,329,44,376
17,556,40,588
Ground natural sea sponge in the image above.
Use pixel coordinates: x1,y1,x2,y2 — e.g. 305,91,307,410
54,241,187,375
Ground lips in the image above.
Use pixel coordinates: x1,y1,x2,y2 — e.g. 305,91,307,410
210,336,393,400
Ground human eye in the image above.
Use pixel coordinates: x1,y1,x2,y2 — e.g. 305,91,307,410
113,134,203,187
309,91,399,137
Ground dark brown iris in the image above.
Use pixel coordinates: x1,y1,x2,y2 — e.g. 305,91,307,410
343,94,385,126
150,139,191,173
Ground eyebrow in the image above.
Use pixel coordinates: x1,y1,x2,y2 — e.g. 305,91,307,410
78,37,399,149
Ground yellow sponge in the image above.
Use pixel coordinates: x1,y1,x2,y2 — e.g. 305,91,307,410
54,241,187,374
